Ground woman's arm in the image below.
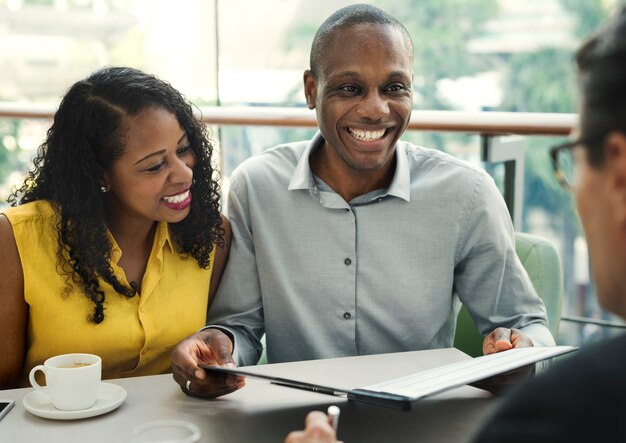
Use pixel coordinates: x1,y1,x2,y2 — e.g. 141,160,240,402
208,215,232,302
0,214,28,389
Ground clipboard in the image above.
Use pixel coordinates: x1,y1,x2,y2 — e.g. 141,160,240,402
204,345,577,410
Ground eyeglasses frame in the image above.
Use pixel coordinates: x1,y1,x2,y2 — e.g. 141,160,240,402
549,139,582,191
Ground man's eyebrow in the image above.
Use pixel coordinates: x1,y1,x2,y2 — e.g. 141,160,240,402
330,71,361,79
133,132,187,166
328,70,411,80
385,70,412,79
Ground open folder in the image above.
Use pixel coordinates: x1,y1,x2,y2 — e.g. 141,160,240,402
205,346,577,410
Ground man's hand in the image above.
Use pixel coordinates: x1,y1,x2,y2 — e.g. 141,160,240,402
284,411,341,443
482,327,533,355
475,327,535,394
171,329,245,399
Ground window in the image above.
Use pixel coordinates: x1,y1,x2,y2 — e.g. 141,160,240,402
2,0,625,344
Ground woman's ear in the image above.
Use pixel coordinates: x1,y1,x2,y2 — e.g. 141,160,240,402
99,170,110,193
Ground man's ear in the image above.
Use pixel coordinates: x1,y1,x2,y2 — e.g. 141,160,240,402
604,131,626,227
303,70,317,110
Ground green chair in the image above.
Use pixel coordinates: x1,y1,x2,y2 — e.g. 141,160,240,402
453,232,563,357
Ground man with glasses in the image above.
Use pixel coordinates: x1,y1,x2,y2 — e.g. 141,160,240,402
476,9,626,439
287,5,626,442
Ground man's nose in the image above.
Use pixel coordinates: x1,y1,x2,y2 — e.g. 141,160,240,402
356,90,390,120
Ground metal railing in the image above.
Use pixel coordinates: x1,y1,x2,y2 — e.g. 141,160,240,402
561,315,626,329
0,102,576,135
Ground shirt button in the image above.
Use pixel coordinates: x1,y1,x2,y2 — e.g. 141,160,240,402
344,258,352,266
343,312,352,320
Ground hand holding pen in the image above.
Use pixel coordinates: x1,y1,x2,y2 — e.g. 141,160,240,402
327,405,340,433
284,406,342,443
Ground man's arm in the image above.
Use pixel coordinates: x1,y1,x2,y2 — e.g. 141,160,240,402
453,172,555,352
202,168,266,366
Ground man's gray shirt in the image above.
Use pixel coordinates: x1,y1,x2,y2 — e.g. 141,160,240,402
208,132,554,366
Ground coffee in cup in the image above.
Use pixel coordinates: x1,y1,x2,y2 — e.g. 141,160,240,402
29,353,102,411
59,362,93,369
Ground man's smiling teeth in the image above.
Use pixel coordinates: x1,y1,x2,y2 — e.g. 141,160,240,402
349,128,386,141
163,190,189,204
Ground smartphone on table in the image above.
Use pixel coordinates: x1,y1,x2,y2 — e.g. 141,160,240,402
0,399,15,420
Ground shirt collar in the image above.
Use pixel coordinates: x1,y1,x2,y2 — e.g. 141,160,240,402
387,141,411,202
108,221,173,265
287,131,410,202
288,132,324,191
155,221,174,253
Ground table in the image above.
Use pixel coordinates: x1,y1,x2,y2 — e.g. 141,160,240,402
0,348,497,443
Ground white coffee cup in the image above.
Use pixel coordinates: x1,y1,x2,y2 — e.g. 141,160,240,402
29,353,102,411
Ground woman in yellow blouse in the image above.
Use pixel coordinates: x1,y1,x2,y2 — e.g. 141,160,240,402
0,66,230,388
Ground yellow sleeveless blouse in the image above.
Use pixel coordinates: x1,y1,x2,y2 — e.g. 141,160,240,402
3,201,214,387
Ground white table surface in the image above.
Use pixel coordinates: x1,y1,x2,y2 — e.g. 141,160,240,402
0,348,497,443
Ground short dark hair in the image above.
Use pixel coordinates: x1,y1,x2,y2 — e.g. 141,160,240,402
309,3,414,76
576,5,626,166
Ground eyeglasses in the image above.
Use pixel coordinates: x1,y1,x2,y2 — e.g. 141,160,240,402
549,139,582,191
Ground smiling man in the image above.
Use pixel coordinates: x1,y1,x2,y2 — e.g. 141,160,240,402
171,3,554,399
287,5,626,443
304,17,413,201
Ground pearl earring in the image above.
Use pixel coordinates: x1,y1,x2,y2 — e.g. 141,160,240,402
100,186,108,193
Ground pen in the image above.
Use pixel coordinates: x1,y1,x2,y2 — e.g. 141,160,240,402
270,380,347,397
327,405,340,433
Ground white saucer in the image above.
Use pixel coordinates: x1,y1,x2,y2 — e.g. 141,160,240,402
23,382,127,420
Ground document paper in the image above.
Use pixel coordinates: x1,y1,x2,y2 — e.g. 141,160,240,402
206,346,577,410
359,345,576,400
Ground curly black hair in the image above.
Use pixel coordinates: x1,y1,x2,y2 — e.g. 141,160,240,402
8,66,223,323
